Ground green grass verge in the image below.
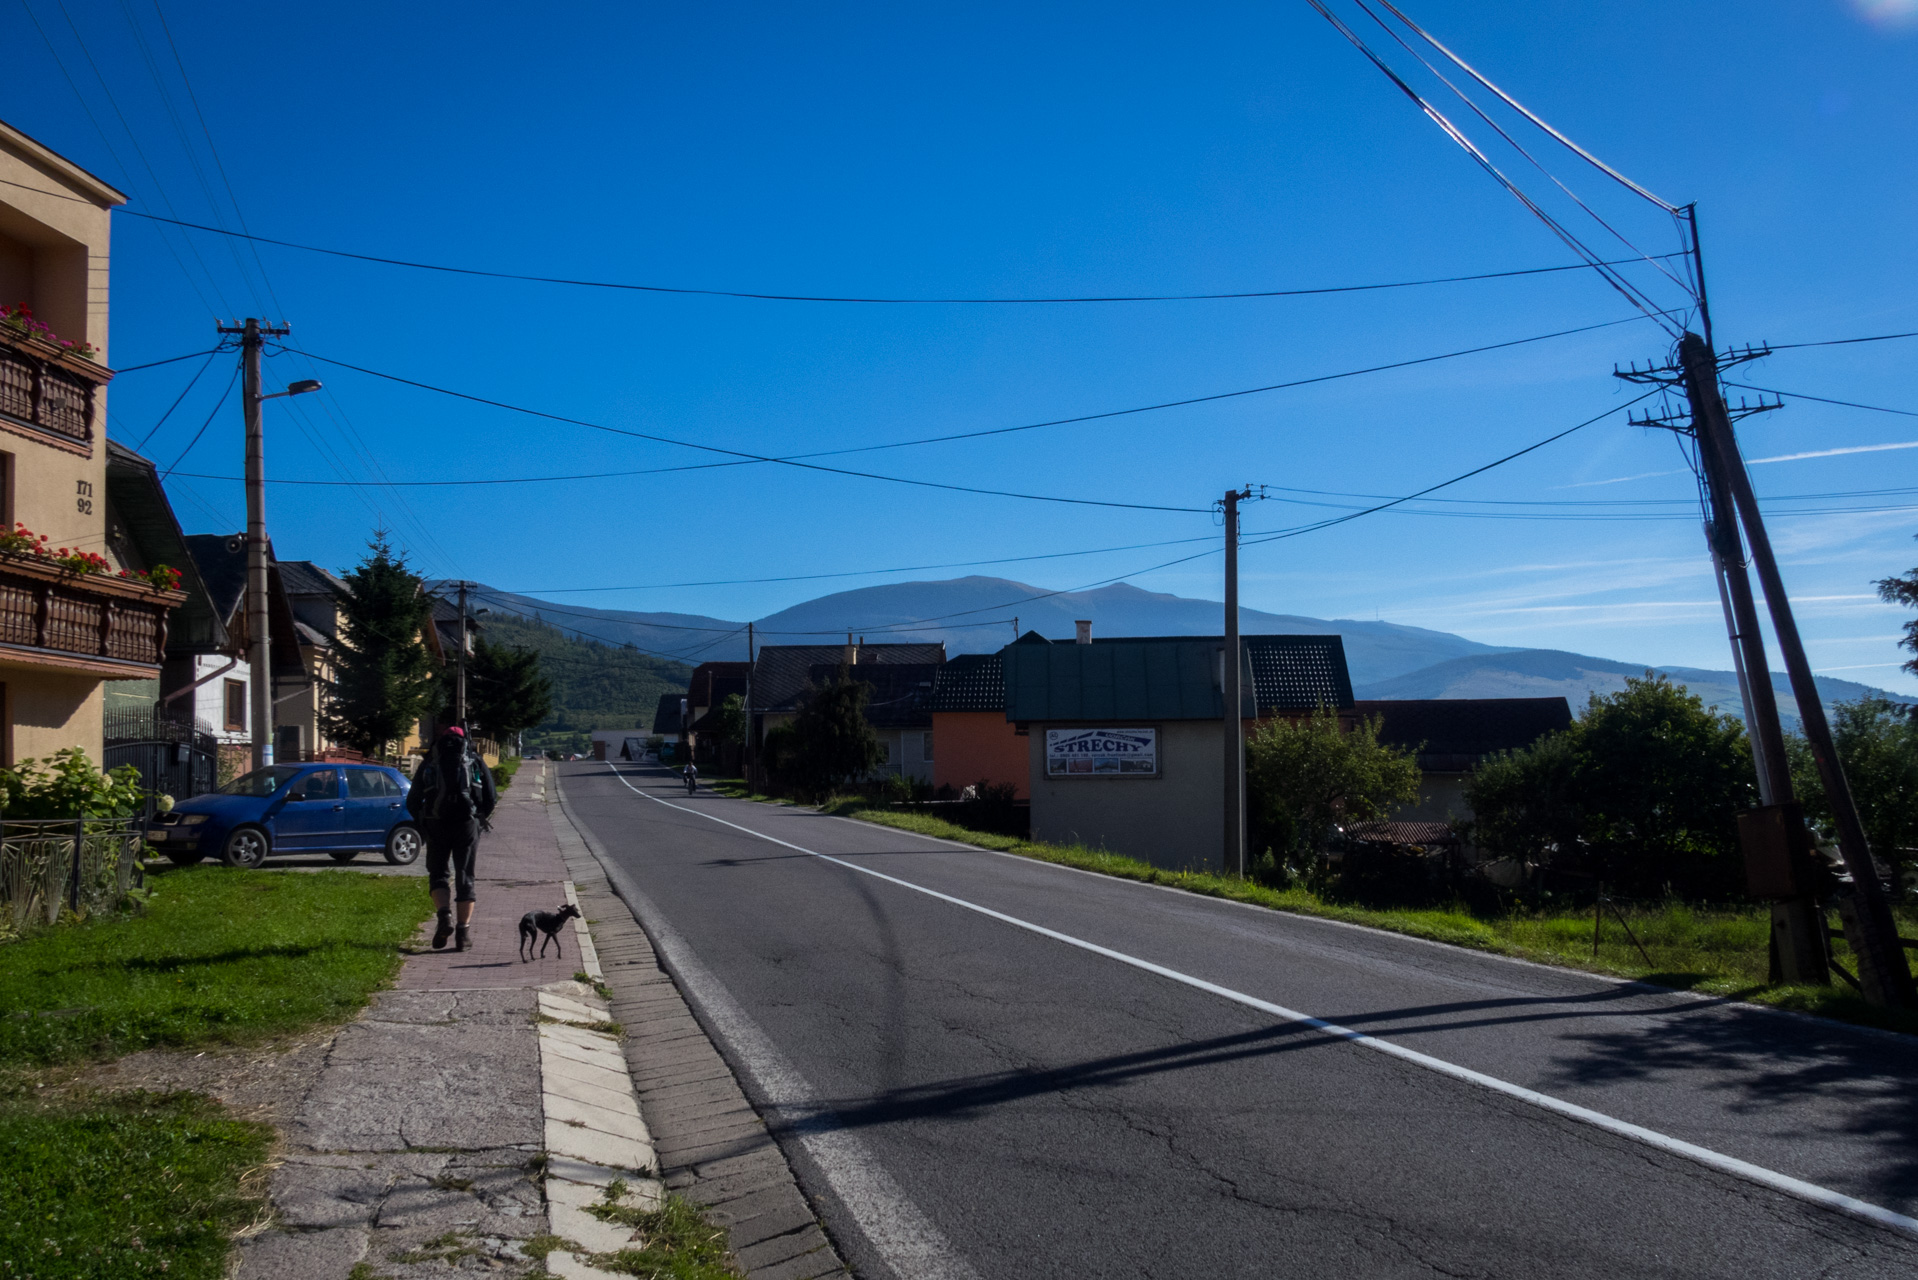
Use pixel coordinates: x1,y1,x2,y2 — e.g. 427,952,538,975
0,1088,272,1280
585,1182,740,1278
843,805,1918,1037
492,755,522,790
0,866,433,1067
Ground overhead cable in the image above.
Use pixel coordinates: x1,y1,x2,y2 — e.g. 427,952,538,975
1299,0,1683,336
120,207,1681,305
271,311,1658,498
1724,383,1918,421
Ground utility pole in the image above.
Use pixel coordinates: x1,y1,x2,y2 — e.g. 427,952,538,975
1615,210,1912,1006
216,318,313,771
1221,486,1257,879
1685,335,1914,1008
1678,342,1826,985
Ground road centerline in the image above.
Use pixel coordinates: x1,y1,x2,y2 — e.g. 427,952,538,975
596,762,1918,1241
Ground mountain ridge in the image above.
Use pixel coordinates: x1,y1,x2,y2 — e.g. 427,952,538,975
461,576,1912,721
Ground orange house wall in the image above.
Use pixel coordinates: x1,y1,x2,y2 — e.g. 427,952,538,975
931,711,1029,798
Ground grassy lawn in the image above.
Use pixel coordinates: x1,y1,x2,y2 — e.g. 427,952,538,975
0,1089,271,1280
0,865,432,1067
0,865,430,1278
841,804,1918,1037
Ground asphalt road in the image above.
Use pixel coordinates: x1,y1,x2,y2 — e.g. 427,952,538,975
559,761,1918,1279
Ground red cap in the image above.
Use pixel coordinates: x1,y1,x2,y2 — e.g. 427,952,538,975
444,726,466,737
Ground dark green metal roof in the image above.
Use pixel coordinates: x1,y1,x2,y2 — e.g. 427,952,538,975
1004,640,1230,721
1002,634,1354,721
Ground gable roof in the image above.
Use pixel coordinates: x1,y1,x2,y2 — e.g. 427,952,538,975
105,441,224,652
750,643,945,712
930,652,1004,713
999,634,1354,721
184,533,248,626
806,662,939,727
278,559,347,598
688,661,750,708
1354,698,1573,772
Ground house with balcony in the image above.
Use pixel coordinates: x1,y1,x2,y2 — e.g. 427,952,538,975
0,119,188,765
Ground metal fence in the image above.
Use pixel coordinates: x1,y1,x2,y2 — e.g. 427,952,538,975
103,705,219,803
0,819,145,933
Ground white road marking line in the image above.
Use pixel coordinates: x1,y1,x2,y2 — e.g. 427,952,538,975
562,778,979,1280
601,763,1918,1241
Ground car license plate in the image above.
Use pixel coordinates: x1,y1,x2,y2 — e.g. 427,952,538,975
148,830,167,841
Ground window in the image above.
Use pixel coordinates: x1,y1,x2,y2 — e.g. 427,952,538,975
224,679,246,732
923,732,934,762
346,768,397,799
292,769,338,802
220,766,300,797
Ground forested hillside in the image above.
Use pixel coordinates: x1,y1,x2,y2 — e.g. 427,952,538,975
483,614,690,756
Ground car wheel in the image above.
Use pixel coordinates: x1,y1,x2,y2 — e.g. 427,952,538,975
221,825,270,870
328,849,359,864
164,850,205,867
385,823,423,866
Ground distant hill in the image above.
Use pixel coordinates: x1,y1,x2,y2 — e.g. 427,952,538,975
471,576,1515,684
468,576,1912,729
1355,649,1911,728
482,614,691,756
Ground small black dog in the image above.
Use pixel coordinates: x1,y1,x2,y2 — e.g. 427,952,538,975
518,902,582,962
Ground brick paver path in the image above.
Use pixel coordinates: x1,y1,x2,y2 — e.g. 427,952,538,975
397,763,586,989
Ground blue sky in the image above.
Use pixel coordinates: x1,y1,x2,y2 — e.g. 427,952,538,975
6,0,1917,686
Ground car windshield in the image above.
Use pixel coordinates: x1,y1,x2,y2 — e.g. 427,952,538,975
220,766,302,797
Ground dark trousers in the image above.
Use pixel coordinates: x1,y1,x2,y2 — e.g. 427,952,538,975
423,817,480,903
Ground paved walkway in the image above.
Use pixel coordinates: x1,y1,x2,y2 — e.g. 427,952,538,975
231,762,840,1280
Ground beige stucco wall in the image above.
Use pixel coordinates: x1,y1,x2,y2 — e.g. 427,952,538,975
0,120,126,767
1027,719,1225,875
3,665,102,764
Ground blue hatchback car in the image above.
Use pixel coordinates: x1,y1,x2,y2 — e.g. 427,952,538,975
149,763,423,869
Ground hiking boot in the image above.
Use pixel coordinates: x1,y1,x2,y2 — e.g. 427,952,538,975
432,913,454,950
455,926,470,952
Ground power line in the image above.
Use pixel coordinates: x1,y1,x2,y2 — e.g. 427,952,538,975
159,357,240,477
1724,383,1918,421
275,311,1658,503
132,349,219,449
282,347,1211,514
497,391,1663,640
113,347,227,372
1765,330,1918,351
116,207,1682,304
1299,0,1685,337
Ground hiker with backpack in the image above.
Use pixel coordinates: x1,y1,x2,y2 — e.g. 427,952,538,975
406,725,498,952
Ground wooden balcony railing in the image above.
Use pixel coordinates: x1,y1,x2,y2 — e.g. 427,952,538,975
0,326,111,450
0,556,186,675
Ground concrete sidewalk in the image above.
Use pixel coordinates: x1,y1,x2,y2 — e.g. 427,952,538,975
232,763,653,1279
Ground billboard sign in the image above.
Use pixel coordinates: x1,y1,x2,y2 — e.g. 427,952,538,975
1045,728,1159,778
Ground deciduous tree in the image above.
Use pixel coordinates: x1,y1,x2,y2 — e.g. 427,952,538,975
465,636,554,749
785,667,881,799
1245,707,1420,862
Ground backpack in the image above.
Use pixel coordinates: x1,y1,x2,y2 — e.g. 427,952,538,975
426,737,479,822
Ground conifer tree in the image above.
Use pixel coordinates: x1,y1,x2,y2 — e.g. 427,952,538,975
323,532,439,757
788,666,882,799
465,635,554,748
